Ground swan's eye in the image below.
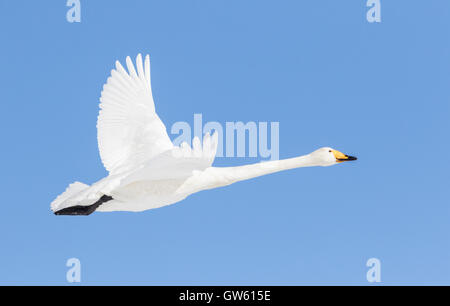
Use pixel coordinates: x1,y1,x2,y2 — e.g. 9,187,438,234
329,150,332,153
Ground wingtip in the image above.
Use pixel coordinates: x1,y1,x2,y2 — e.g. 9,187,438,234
125,56,132,68
115,60,124,71
192,136,201,146
212,130,219,140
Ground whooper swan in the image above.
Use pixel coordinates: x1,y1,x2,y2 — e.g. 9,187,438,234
51,54,357,215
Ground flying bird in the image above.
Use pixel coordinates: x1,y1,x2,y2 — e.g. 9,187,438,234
51,54,357,215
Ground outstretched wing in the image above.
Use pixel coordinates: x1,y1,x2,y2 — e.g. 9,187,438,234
119,132,219,185
97,54,173,174
172,132,219,170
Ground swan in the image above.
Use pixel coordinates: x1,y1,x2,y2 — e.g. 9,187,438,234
51,54,357,215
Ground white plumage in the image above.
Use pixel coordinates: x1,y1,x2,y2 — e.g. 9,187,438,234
51,54,356,215
98,54,173,174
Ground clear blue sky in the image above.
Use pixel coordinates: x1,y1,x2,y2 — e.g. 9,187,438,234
0,1,449,285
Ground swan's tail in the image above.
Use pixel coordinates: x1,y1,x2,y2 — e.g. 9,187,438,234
51,182,90,213
51,182,115,216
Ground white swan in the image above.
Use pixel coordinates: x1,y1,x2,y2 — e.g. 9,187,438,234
51,54,357,215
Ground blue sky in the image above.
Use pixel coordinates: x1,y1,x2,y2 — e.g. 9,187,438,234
0,0,449,285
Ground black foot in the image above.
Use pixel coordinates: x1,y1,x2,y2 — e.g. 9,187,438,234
54,195,113,216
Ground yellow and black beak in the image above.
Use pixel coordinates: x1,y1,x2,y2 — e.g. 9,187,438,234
331,150,358,163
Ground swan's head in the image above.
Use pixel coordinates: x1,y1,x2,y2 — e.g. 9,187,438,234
311,147,357,166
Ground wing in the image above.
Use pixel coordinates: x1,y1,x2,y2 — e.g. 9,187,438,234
97,54,173,174
172,132,219,170
119,132,219,185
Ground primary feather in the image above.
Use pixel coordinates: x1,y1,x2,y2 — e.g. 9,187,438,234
97,54,173,174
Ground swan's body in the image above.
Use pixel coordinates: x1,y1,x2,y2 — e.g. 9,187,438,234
51,54,356,215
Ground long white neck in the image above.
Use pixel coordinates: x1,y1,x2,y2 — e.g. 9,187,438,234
181,154,321,194
218,153,322,183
